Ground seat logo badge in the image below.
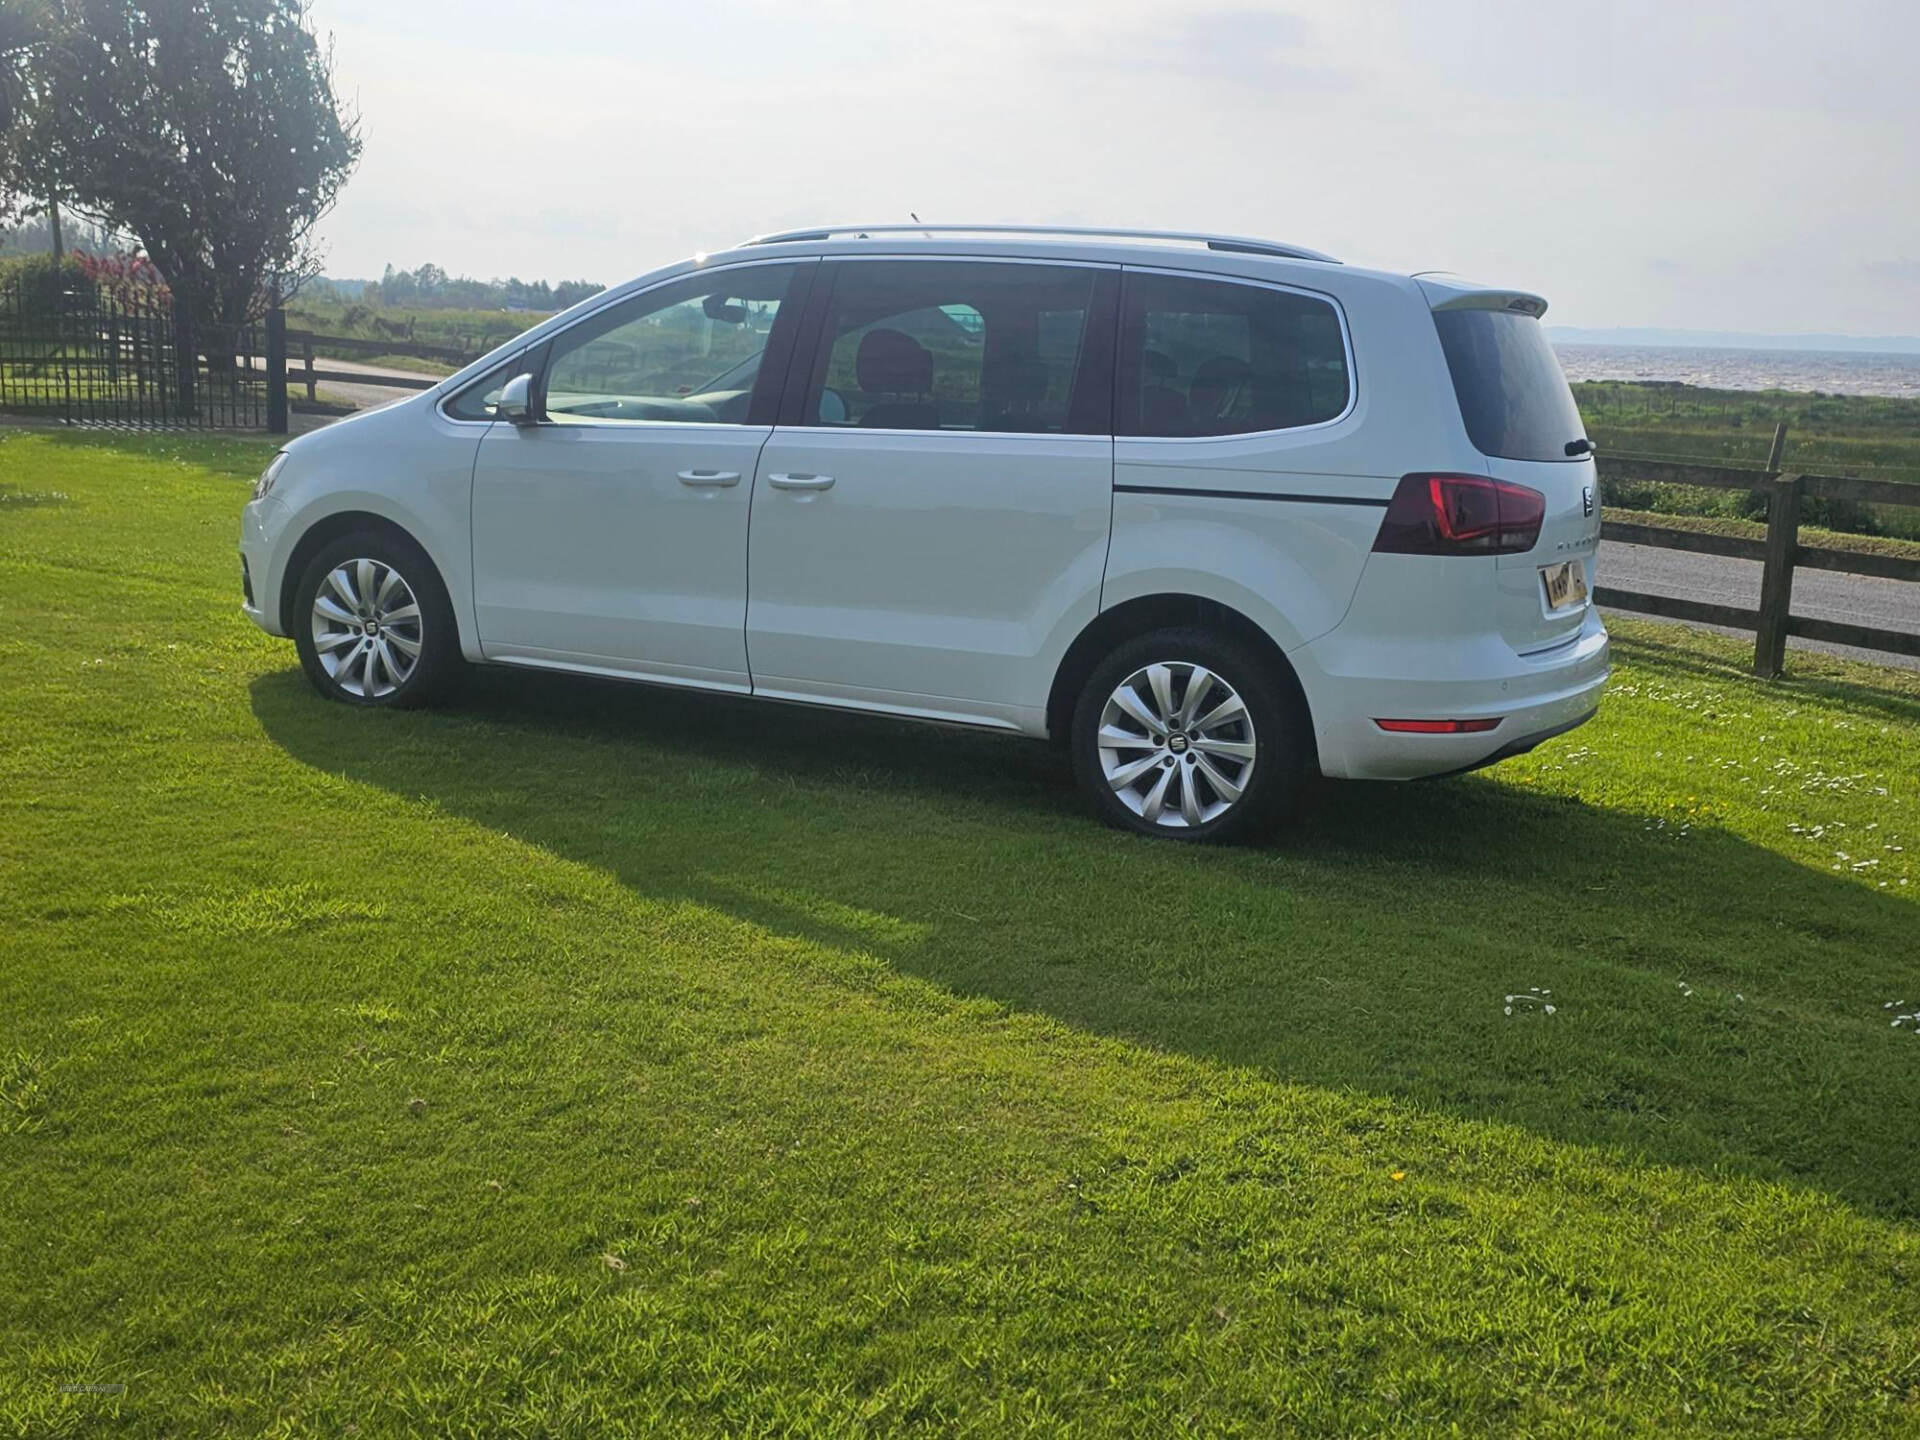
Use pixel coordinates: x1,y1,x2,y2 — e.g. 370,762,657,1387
1581,485,1594,517
1169,733,1190,753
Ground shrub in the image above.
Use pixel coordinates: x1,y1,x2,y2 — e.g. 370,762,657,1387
0,253,97,314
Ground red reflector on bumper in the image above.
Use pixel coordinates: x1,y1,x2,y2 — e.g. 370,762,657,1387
1373,718,1503,734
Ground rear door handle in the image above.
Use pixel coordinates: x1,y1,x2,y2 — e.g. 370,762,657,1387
767,472,835,491
677,469,741,487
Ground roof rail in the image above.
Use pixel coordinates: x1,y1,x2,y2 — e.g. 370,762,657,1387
740,223,1340,264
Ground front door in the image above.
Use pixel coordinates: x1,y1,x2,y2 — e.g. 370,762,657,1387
470,260,809,690
747,258,1117,729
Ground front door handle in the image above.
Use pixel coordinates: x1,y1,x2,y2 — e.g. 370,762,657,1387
677,469,741,487
767,472,835,491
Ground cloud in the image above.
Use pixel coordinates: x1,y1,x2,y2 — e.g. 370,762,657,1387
1865,260,1920,286
304,0,1920,333
1067,7,1349,90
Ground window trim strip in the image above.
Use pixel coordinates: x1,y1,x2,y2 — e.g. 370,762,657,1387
1113,482,1388,507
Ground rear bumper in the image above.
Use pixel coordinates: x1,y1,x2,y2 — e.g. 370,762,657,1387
1295,606,1609,780
1418,706,1598,780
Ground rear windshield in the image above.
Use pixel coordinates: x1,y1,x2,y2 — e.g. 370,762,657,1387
1433,308,1587,463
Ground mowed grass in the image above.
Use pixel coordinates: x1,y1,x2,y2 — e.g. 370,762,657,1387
2,431,1919,1437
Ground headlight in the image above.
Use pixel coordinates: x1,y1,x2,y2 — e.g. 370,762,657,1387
252,452,289,501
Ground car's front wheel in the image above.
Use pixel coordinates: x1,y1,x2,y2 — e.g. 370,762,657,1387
291,530,461,708
1070,628,1304,842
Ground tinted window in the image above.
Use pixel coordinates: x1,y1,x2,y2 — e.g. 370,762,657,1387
1119,274,1349,437
444,353,526,421
1433,308,1588,462
542,264,799,425
804,261,1103,434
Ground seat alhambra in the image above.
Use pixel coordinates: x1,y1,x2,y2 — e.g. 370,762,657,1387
241,223,1607,841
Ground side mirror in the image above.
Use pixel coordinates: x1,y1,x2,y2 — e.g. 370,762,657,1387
496,373,536,426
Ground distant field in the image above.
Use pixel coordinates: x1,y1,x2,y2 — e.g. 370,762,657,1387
1577,382,1920,540
283,299,550,366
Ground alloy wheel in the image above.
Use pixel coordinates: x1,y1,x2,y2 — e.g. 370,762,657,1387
309,557,424,700
1096,661,1258,830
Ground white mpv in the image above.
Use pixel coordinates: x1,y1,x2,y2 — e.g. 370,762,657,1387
241,224,1608,841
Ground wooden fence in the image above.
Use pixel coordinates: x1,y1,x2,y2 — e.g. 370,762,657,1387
1596,424,1920,673
283,329,463,404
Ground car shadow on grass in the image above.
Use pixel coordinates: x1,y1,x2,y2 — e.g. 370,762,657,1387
252,663,1920,1221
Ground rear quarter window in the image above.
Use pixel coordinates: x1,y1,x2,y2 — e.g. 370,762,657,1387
1118,273,1350,438
1433,308,1588,463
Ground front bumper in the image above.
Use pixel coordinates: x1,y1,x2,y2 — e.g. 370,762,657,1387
239,495,290,636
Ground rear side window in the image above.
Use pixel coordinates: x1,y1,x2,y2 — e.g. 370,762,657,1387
1433,308,1588,462
1118,273,1349,437
801,260,1110,435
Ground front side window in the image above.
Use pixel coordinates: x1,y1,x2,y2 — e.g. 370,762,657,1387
1118,273,1350,437
542,264,800,425
803,261,1106,434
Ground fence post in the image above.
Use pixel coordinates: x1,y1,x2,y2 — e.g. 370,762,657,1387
303,336,316,402
1763,420,1788,476
265,306,289,435
1753,421,1799,679
173,304,196,420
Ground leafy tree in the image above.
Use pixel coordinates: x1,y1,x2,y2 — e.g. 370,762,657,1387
0,1,53,238
361,263,606,313
552,279,602,309
0,3,44,140
7,0,359,325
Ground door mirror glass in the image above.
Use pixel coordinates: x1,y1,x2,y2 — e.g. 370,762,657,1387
496,372,536,425
818,387,849,425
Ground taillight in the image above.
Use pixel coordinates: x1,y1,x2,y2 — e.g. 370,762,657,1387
1372,473,1545,556
1374,717,1503,734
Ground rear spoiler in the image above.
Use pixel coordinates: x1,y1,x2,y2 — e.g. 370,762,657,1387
1414,274,1549,319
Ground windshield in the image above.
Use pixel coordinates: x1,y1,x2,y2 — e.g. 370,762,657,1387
1433,308,1587,463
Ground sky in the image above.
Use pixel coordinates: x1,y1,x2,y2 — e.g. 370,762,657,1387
308,0,1920,335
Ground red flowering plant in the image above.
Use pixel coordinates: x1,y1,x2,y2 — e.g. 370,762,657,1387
73,250,170,302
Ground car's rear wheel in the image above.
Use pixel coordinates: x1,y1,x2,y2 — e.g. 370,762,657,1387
292,530,461,708
1070,627,1303,841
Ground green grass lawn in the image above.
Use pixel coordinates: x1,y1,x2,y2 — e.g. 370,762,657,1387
3,431,1919,1436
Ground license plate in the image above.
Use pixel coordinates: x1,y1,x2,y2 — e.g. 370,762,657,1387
1541,559,1588,611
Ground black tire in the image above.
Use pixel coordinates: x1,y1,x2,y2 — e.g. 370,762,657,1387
291,528,463,708
1070,627,1304,842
